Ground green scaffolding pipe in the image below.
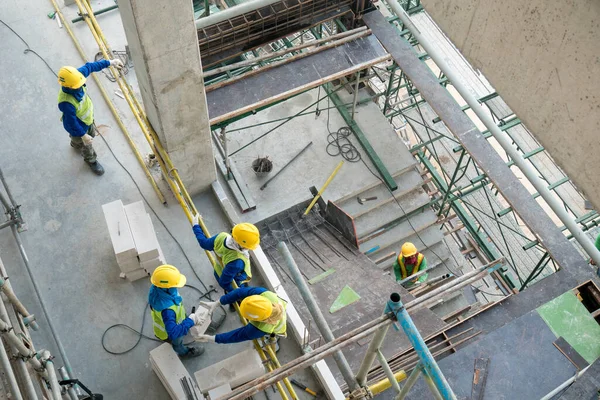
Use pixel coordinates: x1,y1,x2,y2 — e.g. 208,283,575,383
72,4,118,23
522,212,600,250
432,92,498,124
452,117,522,153
497,177,570,217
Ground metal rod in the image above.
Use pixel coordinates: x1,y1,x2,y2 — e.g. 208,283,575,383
0,277,38,330
422,369,444,400
0,219,17,230
15,359,38,400
351,72,361,119
0,166,18,207
260,142,313,190
0,326,24,399
72,4,118,23
44,358,62,400
59,366,79,400
355,312,391,385
277,242,361,393
387,293,456,399
390,2,600,265
0,190,12,212
396,363,421,399
377,350,402,394
195,0,283,29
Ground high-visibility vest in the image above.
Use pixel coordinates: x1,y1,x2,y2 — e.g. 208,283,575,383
151,303,186,341
398,253,424,279
58,86,94,126
214,232,252,283
250,291,287,336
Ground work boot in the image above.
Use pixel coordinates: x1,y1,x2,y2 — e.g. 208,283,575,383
180,345,205,359
86,161,105,176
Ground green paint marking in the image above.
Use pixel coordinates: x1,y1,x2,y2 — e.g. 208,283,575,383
537,291,600,364
329,285,361,314
308,269,336,285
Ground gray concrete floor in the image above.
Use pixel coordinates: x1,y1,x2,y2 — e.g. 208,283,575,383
0,1,317,398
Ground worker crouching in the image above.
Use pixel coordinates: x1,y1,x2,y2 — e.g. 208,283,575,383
194,286,287,344
191,214,259,293
393,242,428,286
148,265,205,358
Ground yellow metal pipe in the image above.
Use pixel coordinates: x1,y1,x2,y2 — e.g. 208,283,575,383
67,4,298,398
368,370,407,396
304,160,344,215
48,0,166,204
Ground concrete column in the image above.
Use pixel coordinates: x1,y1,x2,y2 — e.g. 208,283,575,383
117,0,216,194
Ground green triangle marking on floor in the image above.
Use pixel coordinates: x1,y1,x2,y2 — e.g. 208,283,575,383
308,268,336,285
329,285,361,313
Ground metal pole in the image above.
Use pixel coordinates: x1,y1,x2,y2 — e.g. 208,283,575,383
260,141,313,190
376,350,401,394
396,364,421,400
0,219,16,230
351,72,361,120
0,336,24,400
0,166,18,207
387,293,456,400
44,358,62,400
59,366,81,400
389,2,600,265
15,359,38,400
0,277,38,330
195,0,282,29
277,242,362,393
0,190,11,212
355,313,391,385
71,4,119,23
0,317,34,357
10,225,75,377
422,370,443,400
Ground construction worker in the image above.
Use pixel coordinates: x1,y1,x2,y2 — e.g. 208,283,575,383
148,265,205,357
191,214,259,292
57,59,124,175
193,286,287,344
393,242,428,285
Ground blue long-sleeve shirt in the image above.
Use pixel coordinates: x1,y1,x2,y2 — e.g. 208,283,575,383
58,60,110,137
162,309,194,341
148,285,194,341
193,225,248,292
215,287,268,344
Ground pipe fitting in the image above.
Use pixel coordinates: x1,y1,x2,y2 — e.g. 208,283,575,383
22,316,38,331
385,293,403,331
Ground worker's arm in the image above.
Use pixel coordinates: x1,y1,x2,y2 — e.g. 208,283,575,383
392,258,403,281
192,225,219,250
215,324,266,344
77,60,110,78
58,102,87,137
416,256,428,283
161,309,194,340
220,286,267,305
218,260,247,292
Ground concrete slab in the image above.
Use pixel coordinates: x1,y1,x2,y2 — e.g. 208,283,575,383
194,347,264,393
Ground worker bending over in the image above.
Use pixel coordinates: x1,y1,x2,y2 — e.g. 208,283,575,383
191,214,260,292
148,265,205,357
194,286,287,344
393,242,428,285
57,59,124,175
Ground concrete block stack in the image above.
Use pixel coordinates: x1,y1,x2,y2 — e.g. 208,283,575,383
194,347,265,393
150,343,202,399
102,200,165,282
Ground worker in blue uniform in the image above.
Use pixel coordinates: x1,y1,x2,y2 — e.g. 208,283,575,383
193,286,287,344
148,265,205,357
191,214,260,292
57,59,124,175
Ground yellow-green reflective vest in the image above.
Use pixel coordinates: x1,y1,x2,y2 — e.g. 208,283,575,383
151,303,186,340
57,86,94,126
250,291,287,336
214,232,252,283
398,253,424,279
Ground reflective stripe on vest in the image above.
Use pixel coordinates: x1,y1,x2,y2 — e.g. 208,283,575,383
250,291,287,336
57,86,94,126
151,303,186,341
214,232,252,282
398,253,424,279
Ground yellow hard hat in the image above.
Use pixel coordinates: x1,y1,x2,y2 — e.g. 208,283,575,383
401,242,418,257
239,295,272,321
232,223,260,250
58,66,86,89
151,265,187,288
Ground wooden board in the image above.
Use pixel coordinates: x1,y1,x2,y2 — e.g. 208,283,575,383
554,336,590,371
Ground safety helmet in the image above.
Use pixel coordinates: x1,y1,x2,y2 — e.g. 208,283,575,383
58,66,86,89
232,223,260,250
401,242,418,257
151,265,187,288
239,295,272,321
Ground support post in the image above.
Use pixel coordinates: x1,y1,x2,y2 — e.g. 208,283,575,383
376,350,401,395
396,364,421,399
355,313,391,385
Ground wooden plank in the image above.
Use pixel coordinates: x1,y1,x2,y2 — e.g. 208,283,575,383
471,358,490,400
554,336,590,371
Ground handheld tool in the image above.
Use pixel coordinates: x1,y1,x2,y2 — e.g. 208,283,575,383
290,379,317,397
357,196,377,204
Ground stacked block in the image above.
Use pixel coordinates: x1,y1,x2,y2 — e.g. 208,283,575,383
150,343,202,399
102,200,166,281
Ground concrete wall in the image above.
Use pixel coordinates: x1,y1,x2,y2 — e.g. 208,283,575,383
117,0,216,194
421,0,600,209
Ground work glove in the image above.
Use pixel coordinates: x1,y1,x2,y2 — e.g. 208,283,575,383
188,312,206,326
194,334,216,343
192,213,201,226
81,134,93,146
109,59,124,70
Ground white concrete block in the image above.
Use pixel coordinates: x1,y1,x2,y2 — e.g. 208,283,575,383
208,383,231,400
150,343,201,399
127,212,160,262
124,200,147,218
140,257,162,274
194,347,264,393
119,257,141,273
250,247,281,291
102,200,137,263
125,268,150,282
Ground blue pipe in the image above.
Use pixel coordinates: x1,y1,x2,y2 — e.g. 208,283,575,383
386,293,457,400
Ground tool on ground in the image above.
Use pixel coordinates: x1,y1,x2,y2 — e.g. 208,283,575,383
290,379,317,396
304,160,344,216
357,195,377,204
471,358,490,400
260,141,313,190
